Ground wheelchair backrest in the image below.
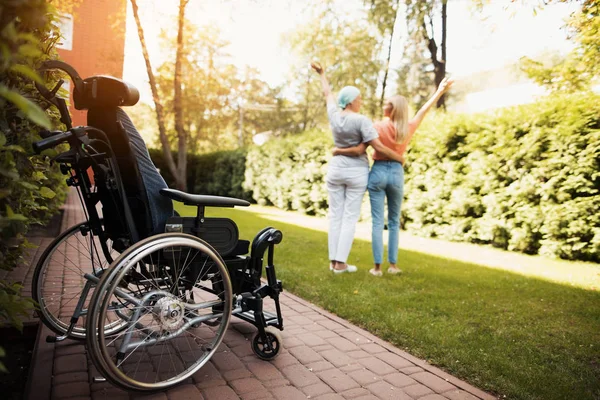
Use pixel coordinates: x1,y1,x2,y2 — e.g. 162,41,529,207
87,106,173,241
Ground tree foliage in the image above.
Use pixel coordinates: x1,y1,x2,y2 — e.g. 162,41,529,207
285,4,384,125
0,0,68,370
365,0,449,109
365,0,401,108
130,0,186,189
404,0,448,108
520,0,599,92
152,21,287,153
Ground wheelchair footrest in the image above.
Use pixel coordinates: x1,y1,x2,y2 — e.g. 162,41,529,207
234,310,279,325
235,310,278,321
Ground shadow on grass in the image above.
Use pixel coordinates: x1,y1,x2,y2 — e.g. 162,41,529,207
183,204,600,400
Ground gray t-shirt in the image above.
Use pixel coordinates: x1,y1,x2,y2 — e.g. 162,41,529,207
327,99,378,169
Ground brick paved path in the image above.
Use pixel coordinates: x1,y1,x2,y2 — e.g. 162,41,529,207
19,190,495,400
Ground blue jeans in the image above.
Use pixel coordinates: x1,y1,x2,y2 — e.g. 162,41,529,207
368,161,404,264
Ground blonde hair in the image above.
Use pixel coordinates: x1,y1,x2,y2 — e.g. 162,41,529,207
384,95,409,144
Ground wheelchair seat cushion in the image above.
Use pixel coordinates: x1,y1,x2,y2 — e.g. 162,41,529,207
223,240,250,258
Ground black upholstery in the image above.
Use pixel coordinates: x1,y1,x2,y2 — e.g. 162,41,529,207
166,215,243,255
160,188,250,208
87,107,173,239
74,75,139,110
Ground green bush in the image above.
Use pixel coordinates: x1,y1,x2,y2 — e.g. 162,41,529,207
0,2,67,282
244,130,331,216
149,148,252,201
403,93,600,262
0,0,68,370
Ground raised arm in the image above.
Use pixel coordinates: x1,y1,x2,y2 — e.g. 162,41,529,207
311,62,335,105
408,77,454,136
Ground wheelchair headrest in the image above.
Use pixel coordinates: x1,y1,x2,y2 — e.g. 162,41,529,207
73,75,139,110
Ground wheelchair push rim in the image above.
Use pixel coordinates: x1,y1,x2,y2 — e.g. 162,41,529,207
32,220,127,339
86,233,233,391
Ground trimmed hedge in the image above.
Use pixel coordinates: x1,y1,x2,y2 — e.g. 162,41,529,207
242,94,599,262
243,130,331,216
403,93,599,262
149,148,252,201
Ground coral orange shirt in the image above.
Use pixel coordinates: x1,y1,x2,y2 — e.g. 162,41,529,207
372,118,408,161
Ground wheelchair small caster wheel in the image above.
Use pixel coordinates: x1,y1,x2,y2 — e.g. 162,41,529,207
252,326,282,360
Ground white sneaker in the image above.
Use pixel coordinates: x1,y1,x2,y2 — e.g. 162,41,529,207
333,264,357,274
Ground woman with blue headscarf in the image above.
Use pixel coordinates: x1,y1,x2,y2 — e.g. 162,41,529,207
311,62,404,274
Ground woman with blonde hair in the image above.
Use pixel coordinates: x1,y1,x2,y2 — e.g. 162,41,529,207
335,77,453,276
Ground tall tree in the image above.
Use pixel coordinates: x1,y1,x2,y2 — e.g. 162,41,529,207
405,0,448,108
155,22,237,153
395,40,435,108
366,0,448,109
129,0,187,189
154,22,285,152
366,0,401,109
286,7,384,128
174,0,189,188
235,66,295,144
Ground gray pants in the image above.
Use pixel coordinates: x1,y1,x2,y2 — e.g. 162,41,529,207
326,166,368,263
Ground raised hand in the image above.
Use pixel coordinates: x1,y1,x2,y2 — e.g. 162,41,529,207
310,61,324,75
437,77,454,93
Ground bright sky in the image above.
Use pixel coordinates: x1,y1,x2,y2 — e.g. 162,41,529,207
123,0,578,104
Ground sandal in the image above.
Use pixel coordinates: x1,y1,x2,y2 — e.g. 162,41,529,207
387,267,402,275
369,268,383,277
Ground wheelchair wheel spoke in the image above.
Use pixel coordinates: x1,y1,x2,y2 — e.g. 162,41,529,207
33,221,125,340
89,234,233,391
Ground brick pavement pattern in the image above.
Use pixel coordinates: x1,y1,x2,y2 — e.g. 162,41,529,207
20,190,496,400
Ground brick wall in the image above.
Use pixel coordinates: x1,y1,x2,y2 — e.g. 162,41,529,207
56,0,127,127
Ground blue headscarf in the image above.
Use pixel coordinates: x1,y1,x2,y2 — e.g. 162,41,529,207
337,86,360,109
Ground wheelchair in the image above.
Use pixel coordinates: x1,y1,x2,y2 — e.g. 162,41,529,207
30,61,285,392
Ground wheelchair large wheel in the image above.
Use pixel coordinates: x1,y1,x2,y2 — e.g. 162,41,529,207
86,233,233,392
32,220,125,339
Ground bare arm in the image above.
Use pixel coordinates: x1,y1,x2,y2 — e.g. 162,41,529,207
332,143,367,157
368,138,405,164
408,77,454,136
311,62,335,105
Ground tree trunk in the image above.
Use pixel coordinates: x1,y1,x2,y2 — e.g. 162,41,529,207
129,0,181,187
436,0,447,109
302,71,311,131
174,0,188,190
379,0,400,110
421,1,447,109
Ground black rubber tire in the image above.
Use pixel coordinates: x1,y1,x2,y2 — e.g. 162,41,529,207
251,326,283,360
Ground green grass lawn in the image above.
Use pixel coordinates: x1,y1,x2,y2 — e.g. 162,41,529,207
176,203,600,400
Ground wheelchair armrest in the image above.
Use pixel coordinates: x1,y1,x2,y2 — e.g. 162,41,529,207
160,188,250,208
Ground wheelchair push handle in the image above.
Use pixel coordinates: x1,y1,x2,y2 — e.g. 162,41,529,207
39,130,65,139
32,130,72,153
